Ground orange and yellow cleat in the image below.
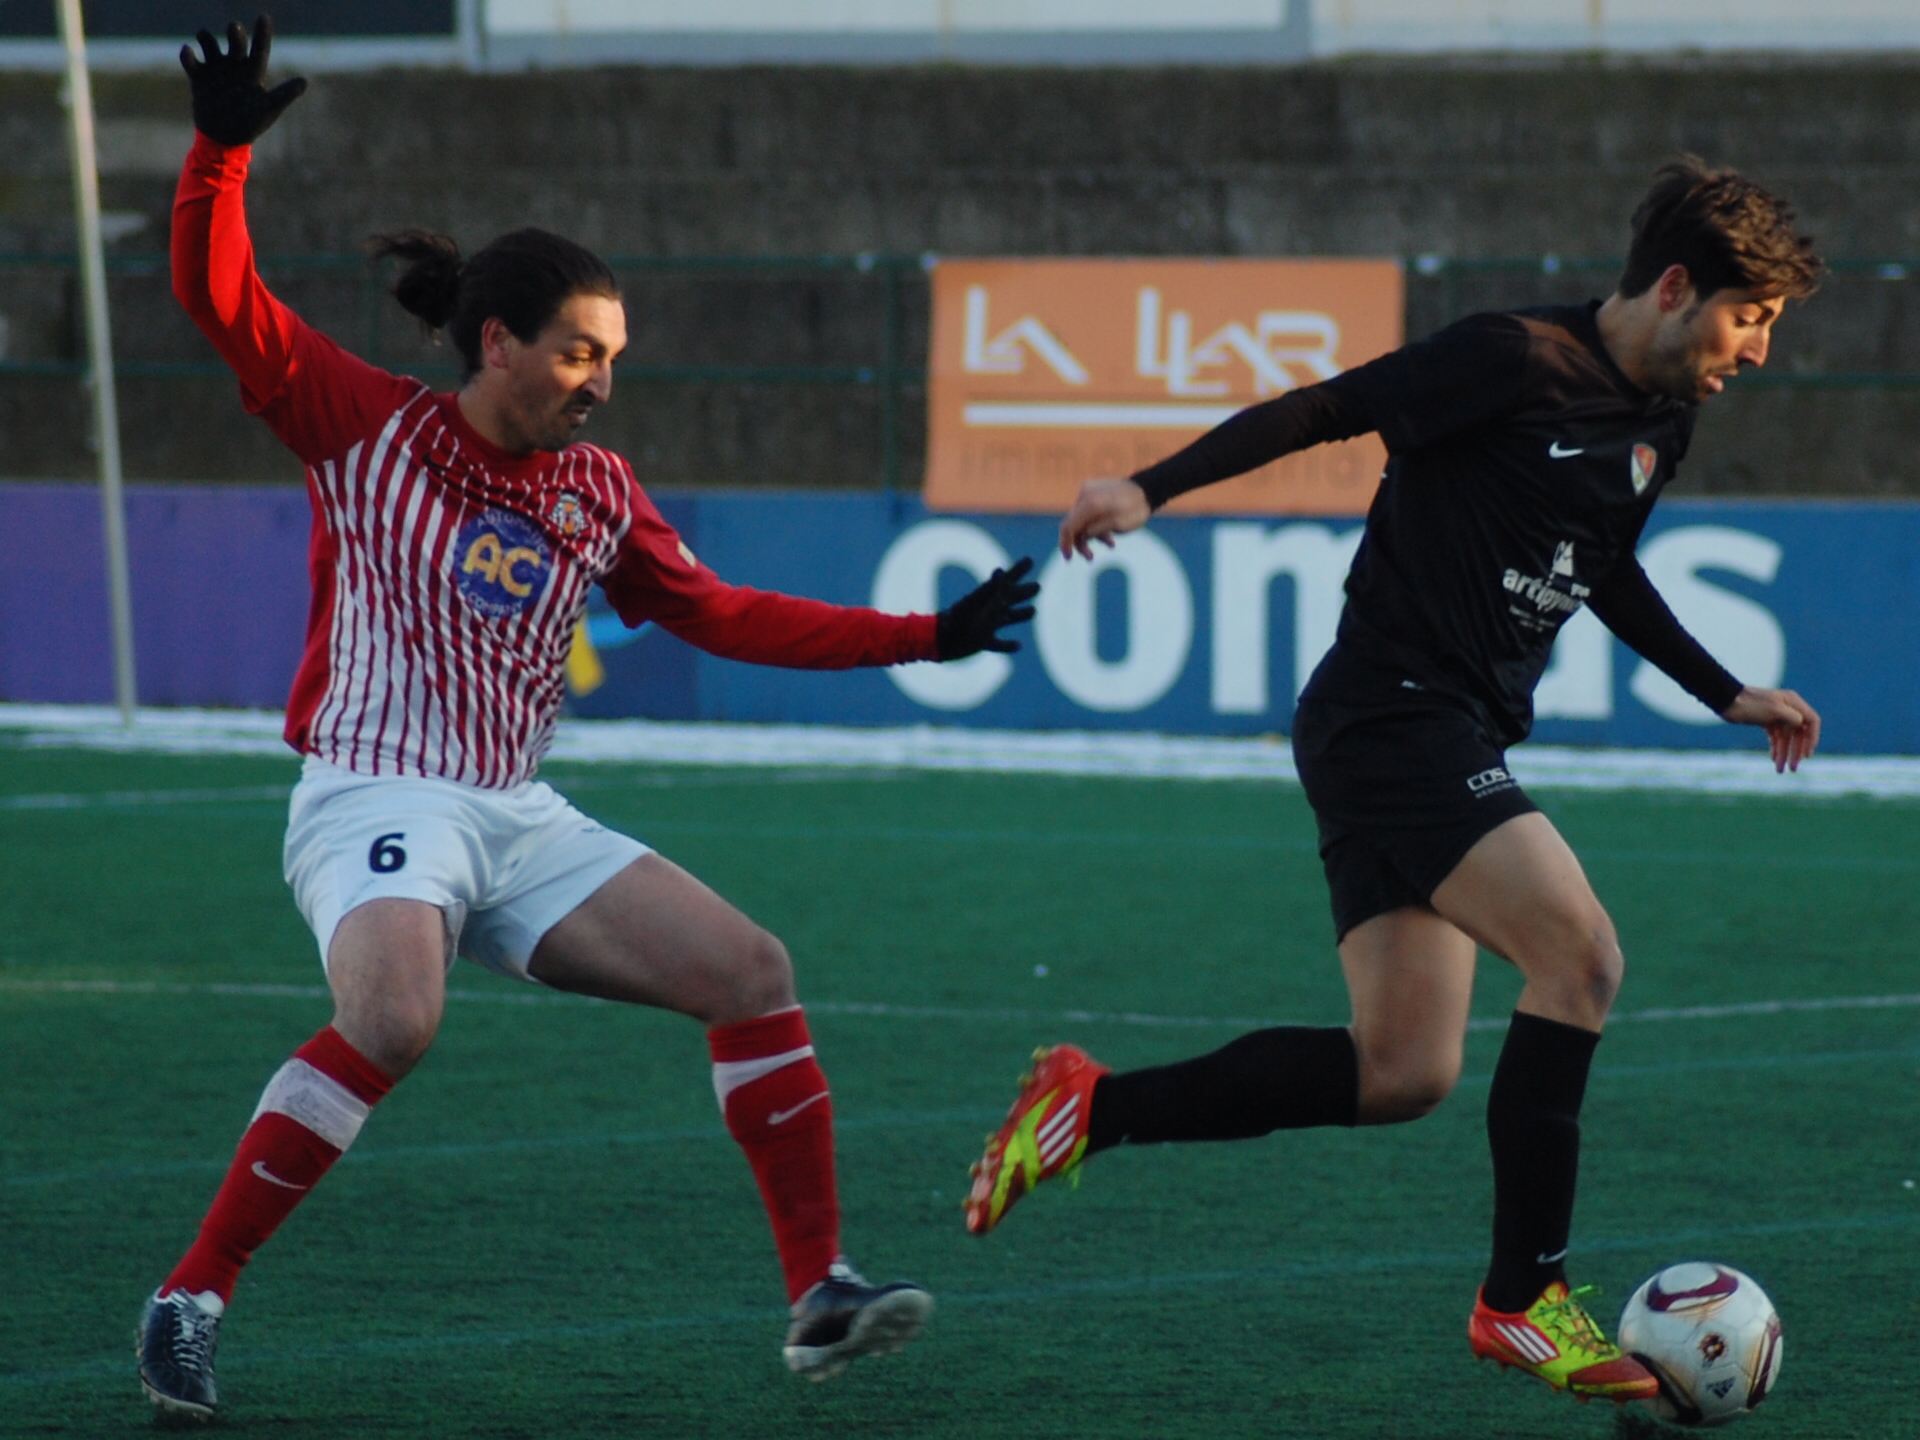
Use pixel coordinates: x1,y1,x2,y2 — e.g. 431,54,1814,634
964,1044,1110,1236
1470,1282,1660,1403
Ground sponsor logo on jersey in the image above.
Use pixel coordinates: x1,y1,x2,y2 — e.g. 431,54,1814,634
1502,540,1589,617
454,508,553,619
1548,440,1584,458
548,491,587,539
1631,443,1658,494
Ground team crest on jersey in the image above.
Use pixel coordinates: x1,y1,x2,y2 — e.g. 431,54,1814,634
548,491,587,539
1630,443,1658,495
454,508,552,619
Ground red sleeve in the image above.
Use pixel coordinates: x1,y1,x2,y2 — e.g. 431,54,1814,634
600,476,939,669
172,133,416,464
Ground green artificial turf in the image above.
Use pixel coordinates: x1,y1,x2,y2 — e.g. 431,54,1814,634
2,743,1916,1437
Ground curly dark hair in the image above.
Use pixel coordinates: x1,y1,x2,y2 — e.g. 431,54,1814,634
1619,157,1823,303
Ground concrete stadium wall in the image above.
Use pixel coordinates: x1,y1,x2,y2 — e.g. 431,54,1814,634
1,57,1918,495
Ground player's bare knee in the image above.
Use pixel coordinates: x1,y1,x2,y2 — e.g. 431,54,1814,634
720,926,796,1022
332,996,438,1078
1529,913,1622,1024
1573,917,1624,1012
1358,1052,1461,1124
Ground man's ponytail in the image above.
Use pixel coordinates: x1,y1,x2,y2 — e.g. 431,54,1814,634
368,226,618,379
369,230,465,331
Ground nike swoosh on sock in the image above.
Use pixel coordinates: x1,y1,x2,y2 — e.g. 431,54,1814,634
251,1160,310,1190
767,1093,830,1126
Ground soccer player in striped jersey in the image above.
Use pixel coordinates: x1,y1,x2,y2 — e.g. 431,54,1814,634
136,21,1037,1421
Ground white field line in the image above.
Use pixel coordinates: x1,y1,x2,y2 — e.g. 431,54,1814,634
0,784,291,810
6,702,1920,796
3,977,1917,1033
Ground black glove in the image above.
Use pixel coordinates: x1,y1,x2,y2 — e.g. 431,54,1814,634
935,557,1040,660
180,15,307,147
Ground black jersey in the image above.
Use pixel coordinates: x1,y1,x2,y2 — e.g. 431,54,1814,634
1133,300,1742,747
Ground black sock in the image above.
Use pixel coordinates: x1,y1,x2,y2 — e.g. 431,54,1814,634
1086,1027,1359,1152
1481,1011,1601,1313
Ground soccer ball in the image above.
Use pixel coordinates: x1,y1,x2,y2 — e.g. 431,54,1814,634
1617,1262,1783,1427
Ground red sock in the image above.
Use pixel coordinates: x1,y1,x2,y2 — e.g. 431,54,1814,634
163,1026,392,1304
709,1007,841,1304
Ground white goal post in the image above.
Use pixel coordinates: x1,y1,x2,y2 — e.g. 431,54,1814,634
55,0,137,726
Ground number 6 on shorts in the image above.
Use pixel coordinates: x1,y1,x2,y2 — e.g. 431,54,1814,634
368,832,407,873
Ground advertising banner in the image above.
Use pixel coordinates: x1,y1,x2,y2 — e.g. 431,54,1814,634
924,258,1402,515
6,483,1919,756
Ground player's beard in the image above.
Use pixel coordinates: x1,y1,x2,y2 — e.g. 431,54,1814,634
522,391,596,452
1643,304,1735,404
552,392,597,447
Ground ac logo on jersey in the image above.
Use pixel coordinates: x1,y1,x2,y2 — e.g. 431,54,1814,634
454,508,552,618
1631,444,1658,495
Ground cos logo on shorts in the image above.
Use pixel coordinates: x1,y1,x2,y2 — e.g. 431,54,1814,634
454,508,552,618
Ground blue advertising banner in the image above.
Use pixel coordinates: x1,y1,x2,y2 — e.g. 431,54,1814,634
4,482,1916,754
579,494,1920,754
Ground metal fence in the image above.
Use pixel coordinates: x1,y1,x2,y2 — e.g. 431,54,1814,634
1408,255,1920,390
3,250,1917,491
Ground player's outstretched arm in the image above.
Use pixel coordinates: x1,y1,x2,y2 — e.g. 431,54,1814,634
1059,478,1151,560
605,496,1037,669
1589,560,1819,774
1060,372,1380,561
172,17,309,405
1720,686,1821,773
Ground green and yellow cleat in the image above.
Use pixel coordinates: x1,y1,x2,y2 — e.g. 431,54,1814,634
1469,1281,1660,1403
964,1044,1110,1236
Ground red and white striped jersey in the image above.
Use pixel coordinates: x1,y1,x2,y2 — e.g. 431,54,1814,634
174,136,937,788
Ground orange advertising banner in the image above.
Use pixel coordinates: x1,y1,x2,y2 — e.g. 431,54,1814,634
925,258,1403,515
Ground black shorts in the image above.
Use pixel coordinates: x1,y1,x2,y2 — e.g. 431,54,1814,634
1291,695,1539,943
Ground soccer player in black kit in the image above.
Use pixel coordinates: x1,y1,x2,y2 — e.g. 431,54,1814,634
964,159,1823,1402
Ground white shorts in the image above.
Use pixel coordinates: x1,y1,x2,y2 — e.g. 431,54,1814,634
283,756,650,981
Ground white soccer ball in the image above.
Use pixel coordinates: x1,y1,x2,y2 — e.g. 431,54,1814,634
1618,1262,1784,1427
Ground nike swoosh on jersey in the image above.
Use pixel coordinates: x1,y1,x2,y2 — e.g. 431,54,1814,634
251,1160,310,1190
1547,442,1584,458
767,1093,830,1126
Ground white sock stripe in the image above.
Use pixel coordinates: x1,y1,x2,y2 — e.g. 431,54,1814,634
711,1045,816,1109
251,1058,372,1152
